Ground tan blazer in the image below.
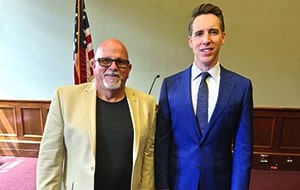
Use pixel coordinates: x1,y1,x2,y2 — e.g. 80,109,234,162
36,82,156,190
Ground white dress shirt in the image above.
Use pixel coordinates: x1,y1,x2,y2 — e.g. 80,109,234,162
191,62,220,122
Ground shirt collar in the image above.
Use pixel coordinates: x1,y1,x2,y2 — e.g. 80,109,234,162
191,62,220,81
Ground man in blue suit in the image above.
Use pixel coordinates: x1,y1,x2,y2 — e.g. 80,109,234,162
155,3,253,190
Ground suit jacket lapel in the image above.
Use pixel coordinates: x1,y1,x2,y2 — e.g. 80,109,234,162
125,87,140,163
84,83,97,158
176,67,202,139
200,67,236,142
82,85,141,161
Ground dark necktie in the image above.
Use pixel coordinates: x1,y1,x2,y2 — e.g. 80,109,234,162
196,72,210,133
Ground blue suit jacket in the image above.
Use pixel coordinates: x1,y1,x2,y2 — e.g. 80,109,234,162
155,65,253,190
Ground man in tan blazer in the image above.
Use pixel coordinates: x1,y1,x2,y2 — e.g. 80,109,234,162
37,38,156,190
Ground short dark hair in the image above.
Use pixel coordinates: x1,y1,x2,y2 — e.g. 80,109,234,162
188,3,225,36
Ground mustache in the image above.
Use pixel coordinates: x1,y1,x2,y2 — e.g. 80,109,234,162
104,71,121,77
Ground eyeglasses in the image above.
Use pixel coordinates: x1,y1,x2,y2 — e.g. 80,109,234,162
95,58,130,68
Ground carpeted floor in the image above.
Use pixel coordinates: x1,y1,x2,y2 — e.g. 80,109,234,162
250,169,300,190
0,156,37,190
0,156,300,190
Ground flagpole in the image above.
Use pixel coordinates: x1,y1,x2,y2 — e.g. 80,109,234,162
77,0,81,84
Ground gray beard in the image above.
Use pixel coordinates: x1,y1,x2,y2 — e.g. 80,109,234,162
103,78,122,89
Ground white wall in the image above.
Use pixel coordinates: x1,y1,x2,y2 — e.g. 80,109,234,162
0,0,299,107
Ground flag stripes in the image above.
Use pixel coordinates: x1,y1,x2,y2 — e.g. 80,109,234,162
73,0,94,84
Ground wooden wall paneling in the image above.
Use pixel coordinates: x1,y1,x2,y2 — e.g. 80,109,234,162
253,108,300,171
0,106,17,139
280,117,300,150
253,116,275,149
19,106,44,140
1,100,300,167
0,100,50,157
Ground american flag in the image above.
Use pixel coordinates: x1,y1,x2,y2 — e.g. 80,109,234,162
73,0,94,84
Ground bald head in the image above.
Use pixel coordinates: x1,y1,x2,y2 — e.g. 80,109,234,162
95,38,129,60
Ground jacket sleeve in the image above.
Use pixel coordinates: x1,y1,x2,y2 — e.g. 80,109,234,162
231,80,253,190
154,79,172,189
36,89,65,190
